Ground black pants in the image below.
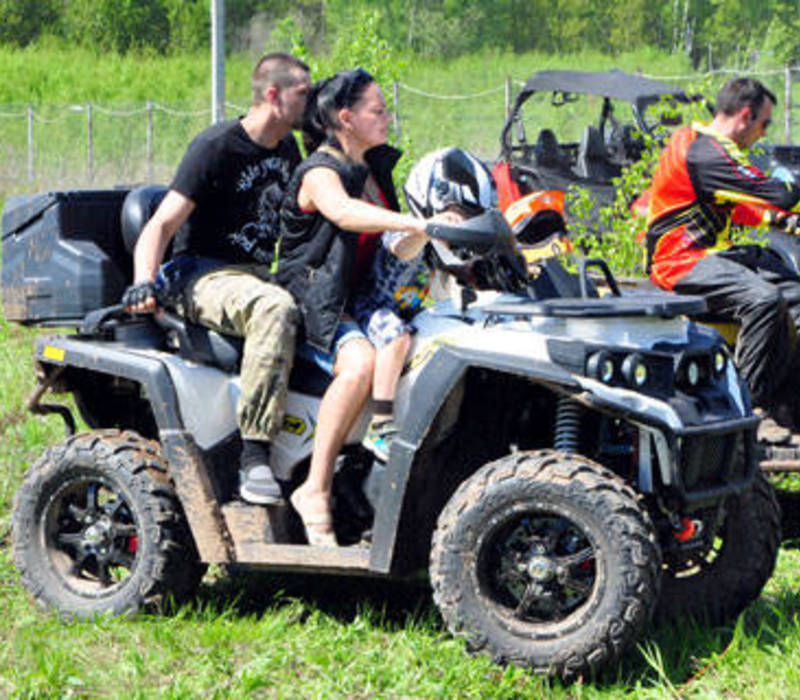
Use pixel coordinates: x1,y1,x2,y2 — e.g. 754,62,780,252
674,245,800,410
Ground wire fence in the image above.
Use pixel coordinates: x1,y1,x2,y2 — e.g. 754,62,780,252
1,66,798,197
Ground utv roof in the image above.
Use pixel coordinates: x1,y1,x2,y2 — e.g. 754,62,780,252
501,68,706,156
516,69,693,107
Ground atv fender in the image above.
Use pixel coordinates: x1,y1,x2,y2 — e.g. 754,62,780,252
369,343,579,573
33,335,234,562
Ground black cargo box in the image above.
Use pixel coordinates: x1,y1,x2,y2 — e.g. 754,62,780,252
2,189,131,325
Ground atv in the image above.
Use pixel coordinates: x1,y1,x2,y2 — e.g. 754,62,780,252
1,186,780,680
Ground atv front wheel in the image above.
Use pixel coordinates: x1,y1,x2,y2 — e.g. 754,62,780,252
12,430,205,618
430,450,661,680
656,470,780,624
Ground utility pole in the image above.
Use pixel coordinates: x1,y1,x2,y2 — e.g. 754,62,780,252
211,0,225,124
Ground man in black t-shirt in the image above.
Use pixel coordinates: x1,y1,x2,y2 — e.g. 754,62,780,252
123,53,311,506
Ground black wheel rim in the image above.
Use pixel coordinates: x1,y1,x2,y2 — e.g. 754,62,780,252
478,510,597,624
42,476,141,598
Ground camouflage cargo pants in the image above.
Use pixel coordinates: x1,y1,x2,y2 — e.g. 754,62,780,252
185,265,298,441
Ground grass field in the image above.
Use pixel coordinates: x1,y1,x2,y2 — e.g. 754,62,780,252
1,45,797,203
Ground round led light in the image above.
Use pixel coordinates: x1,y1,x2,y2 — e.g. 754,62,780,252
686,360,700,386
713,350,726,375
587,351,615,384
622,353,648,387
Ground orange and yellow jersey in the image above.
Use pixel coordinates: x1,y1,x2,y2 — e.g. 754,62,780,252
645,123,800,290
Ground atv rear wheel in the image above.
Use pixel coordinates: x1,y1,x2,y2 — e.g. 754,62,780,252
656,470,780,624
430,450,661,680
12,430,206,618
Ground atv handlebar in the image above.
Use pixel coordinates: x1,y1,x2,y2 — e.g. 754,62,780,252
425,209,531,294
80,304,127,335
425,209,513,253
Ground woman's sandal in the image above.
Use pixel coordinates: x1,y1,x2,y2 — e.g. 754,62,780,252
290,490,337,547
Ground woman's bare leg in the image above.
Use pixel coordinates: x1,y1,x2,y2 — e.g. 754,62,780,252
291,338,374,541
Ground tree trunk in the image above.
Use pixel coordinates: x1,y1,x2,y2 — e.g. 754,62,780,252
683,0,693,57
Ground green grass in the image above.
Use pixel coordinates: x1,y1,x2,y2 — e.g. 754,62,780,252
3,43,798,205
2,44,787,202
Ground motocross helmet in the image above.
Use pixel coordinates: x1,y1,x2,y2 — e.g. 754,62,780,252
404,147,497,218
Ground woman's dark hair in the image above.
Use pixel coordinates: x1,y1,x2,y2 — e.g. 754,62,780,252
302,68,375,153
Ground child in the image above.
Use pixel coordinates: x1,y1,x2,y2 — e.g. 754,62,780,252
352,147,498,460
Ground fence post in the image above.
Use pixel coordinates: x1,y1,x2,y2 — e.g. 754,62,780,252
785,64,792,145
505,75,512,119
146,100,154,182
393,81,400,142
27,105,34,182
86,103,94,183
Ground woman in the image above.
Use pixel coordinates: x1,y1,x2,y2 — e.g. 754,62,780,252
277,69,441,546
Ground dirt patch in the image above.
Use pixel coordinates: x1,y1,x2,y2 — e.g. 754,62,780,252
0,409,28,436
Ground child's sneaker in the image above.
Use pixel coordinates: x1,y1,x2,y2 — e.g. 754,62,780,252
362,419,398,462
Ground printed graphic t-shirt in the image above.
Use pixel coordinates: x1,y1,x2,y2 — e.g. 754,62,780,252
171,119,301,265
351,230,431,326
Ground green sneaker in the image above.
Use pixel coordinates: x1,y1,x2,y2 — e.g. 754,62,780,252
362,419,398,462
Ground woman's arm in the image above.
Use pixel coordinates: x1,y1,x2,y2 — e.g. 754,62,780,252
299,166,426,236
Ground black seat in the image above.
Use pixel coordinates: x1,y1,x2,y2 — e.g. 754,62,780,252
121,185,168,254
576,126,623,181
534,129,571,171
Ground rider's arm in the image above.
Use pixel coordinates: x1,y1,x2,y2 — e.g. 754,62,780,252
128,190,195,312
299,167,426,236
690,136,800,214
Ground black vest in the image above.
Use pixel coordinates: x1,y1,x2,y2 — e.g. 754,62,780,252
277,144,401,352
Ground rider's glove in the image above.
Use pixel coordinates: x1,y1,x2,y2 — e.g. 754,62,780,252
783,214,800,235
771,211,800,235
121,280,158,310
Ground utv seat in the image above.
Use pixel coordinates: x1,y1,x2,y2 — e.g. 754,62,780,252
576,126,623,182
534,129,572,172
119,186,331,397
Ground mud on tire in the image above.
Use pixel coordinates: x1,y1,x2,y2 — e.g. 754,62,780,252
656,470,780,625
12,429,206,618
430,450,661,680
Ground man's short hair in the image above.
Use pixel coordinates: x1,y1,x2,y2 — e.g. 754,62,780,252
716,78,777,118
252,53,310,105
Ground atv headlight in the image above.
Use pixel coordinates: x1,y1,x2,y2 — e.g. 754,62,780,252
622,353,648,387
587,351,615,384
679,358,704,389
713,349,727,376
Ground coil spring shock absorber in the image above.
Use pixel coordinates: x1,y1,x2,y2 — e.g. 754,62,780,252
554,396,582,453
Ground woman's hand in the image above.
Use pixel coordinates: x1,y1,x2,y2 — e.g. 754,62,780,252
390,210,465,260
430,210,466,226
